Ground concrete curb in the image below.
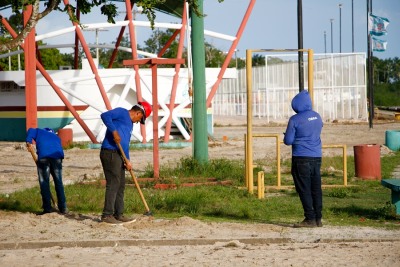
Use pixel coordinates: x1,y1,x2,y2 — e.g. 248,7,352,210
0,237,399,250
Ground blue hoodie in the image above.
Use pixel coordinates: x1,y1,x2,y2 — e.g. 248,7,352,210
26,128,64,160
101,107,133,159
283,90,323,157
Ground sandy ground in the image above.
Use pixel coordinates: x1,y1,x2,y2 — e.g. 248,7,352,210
1,116,400,266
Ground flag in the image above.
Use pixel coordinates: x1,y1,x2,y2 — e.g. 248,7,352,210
372,37,387,52
368,13,390,36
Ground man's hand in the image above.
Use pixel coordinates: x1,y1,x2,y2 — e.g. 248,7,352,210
26,142,32,152
124,161,132,171
112,130,121,144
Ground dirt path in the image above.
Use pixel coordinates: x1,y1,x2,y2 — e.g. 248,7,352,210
0,117,400,266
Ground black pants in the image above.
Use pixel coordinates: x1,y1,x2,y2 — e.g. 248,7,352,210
100,149,126,217
291,156,322,221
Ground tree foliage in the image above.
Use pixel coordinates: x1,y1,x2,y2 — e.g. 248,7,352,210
0,0,221,53
373,56,400,107
373,56,400,84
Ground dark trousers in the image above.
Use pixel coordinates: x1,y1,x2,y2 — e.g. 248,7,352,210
291,156,322,221
100,149,126,217
37,158,67,212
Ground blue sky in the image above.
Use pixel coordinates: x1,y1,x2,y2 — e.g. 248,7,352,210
2,0,399,60
201,0,400,59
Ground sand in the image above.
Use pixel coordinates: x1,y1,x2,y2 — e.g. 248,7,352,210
0,116,400,266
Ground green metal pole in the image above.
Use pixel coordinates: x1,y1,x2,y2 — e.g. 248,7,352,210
191,0,208,162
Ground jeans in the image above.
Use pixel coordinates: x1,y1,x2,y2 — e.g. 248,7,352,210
291,156,322,221
100,149,126,217
37,158,67,212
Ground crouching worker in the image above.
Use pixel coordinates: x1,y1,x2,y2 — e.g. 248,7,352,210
284,90,323,228
26,128,68,215
100,101,152,224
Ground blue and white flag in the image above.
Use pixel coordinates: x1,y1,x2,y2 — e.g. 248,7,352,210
368,13,390,36
372,37,387,52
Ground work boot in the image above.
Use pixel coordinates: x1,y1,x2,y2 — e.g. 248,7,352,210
59,208,69,215
101,215,122,225
114,215,136,223
316,218,323,227
293,219,317,228
36,207,57,216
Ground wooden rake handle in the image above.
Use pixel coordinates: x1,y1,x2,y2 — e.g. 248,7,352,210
27,144,56,207
116,143,151,214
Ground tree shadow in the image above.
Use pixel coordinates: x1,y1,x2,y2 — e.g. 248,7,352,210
329,203,396,220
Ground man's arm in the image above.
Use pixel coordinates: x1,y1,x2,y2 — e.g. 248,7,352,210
283,120,296,145
101,109,121,143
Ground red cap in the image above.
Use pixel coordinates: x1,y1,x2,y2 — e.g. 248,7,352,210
136,101,152,124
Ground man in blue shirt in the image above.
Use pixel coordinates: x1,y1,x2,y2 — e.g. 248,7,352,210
26,127,68,215
100,101,152,224
284,90,323,228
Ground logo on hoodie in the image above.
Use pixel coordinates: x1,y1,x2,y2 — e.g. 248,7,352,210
308,116,318,121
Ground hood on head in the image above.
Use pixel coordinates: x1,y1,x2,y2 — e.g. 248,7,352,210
291,90,312,113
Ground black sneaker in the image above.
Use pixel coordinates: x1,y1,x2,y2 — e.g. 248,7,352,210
59,208,70,215
36,208,57,216
114,215,136,223
316,218,323,227
293,219,317,228
101,215,122,225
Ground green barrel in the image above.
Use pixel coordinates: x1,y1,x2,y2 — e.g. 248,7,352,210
385,130,400,151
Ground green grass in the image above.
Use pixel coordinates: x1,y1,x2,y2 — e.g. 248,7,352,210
1,152,399,228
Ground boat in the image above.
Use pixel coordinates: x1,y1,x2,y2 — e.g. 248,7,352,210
0,1,252,142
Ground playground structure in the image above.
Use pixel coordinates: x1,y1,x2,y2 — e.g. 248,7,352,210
245,133,349,198
0,1,256,178
0,1,257,142
244,49,350,198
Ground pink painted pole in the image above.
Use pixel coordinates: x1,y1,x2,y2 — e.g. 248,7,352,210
206,0,256,107
63,0,112,111
2,16,98,143
164,2,187,142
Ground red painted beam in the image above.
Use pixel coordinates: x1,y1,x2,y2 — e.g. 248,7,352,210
206,0,256,107
23,5,38,130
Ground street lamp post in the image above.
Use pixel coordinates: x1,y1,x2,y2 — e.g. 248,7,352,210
330,19,334,53
339,4,343,53
95,28,100,60
8,50,11,71
297,0,304,92
352,0,354,52
324,31,327,54
235,49,239,68
83,28,108,66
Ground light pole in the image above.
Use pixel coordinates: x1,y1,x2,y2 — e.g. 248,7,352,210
330,19,334,53
352,0,354,52
8,49,11,71
297,0,304,92
235,49,239,68
324,31,327,54
339,4,343,53
18,46,21,70
83,28,108,66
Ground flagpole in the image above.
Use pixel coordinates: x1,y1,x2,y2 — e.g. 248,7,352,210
367,0,374,129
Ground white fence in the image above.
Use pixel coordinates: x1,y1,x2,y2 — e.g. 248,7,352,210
213,53,368,122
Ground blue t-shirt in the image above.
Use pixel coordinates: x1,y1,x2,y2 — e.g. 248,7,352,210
26,128,64,160
283,90,323,157
101,107,133,159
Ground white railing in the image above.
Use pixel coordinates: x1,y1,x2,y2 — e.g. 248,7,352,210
213,53,368,122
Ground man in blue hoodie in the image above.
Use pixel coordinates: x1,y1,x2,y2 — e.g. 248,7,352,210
284,90,323,228
26,128,68,215
100,101,152,224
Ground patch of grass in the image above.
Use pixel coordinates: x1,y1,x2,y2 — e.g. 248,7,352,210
64,142,91,150
142,157,245,185
1,152,399,228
